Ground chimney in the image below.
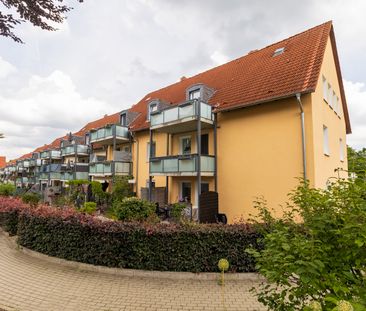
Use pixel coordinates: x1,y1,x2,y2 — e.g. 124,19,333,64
180,76,187,81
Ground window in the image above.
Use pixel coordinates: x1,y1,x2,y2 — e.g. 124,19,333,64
273,47,285,57
181,182,191,202
201,134,209,155
147,142,156,161
189,89,201,100
201,183,209,194
336,96,341,116
340,138,344,161
120,113,127,126
148,102,158,120
322,76,328,101
333,92,338,114
328,83,333,108
180,136,191,155
323,126,329,156
85,133,90,145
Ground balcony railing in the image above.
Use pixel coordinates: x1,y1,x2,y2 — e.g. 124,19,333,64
90,124,129,144
39,172,61,180
61,144,89,156
150,154,215,176
89,161,131,176
60,171,89,181
150,100,213,131
40,150,61,159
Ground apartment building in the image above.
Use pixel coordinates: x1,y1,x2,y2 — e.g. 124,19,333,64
2,21,351,222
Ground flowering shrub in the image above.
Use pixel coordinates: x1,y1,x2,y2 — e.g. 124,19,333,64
0,196,262,272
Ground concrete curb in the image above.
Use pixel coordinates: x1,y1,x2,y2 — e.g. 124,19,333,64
1,229,265,282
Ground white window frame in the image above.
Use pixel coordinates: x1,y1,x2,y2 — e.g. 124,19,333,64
179,135,192,155
148,102,158,121
322,76,328,102
188,89,201,100
339,138,344,162
328,83,333,109
323,125,330,156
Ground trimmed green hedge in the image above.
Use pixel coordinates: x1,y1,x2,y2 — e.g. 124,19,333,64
0,196,262,272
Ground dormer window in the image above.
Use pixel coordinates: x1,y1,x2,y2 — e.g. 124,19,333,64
189,88,201,100
120,113,127,126
148,102,158,120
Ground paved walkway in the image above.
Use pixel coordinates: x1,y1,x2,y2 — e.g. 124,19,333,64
0,231,265,311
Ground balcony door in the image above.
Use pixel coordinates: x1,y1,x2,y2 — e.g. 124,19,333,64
181,182,191,202
201,134,209,155
180,136,191,155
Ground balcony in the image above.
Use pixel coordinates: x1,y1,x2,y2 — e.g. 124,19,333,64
61,144,89,157
89,161,131,176
90,124,129,145
60,171,89,181
29,159,42,167
40,150,61,160
150,100,214,133
39,172,61,181
150,154,215,176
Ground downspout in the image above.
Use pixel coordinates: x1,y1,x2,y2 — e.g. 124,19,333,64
131,131,139,197
296,93,307,181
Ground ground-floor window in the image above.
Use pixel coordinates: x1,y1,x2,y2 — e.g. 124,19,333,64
181,182,191,202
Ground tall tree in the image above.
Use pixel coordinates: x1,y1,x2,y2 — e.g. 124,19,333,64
0,0,83,43
348,146,366,180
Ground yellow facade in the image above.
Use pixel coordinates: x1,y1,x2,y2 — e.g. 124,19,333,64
128,37,349,223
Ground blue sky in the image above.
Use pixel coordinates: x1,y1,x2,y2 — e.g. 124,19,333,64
0,0,365,159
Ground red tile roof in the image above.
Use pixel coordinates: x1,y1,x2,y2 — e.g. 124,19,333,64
0,156,6,169
128,21,351,134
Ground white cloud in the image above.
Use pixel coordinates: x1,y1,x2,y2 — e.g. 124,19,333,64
0,66,115,159
344,79,366,150
0,57,17,79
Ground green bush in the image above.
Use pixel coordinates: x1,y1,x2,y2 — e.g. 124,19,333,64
21,192,41,207
111,176,133,202
0,196,262,272
0,183,15,196
79,202,97,215
170,203,186,221
112,197,155,221
247,180,366,310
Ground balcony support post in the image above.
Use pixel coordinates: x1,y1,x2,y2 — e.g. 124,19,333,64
196,99,202,223
214,112,218,192
165,133,169,205
111,126,117,190
149,129,153,202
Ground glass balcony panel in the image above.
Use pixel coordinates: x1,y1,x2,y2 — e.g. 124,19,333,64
179,158,196,172
23,161,30,168
200,156,215,172
50,150,61,158
164,107,179,123
89,164,96,174
114,162,130,174
96,163,104,173
150,160,163,174
50,172,61,180
40,151,49,159
150,113,163,126
105,127,113,137
90,131,98,141
104,163,112,174
200,102,212,120
75,172,89,180
76,145,88,154
179,103,195,119
97,128,105,139
115,125,128,139
164,158,179,172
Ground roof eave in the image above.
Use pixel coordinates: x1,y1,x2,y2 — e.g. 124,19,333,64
215,90,314,113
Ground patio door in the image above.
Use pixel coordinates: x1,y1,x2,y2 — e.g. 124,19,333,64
181,182,191,202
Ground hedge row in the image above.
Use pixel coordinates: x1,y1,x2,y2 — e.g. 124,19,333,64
0,196,262,272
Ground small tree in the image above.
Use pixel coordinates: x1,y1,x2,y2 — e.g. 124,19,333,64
111,176,133,203
247,180,366,310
